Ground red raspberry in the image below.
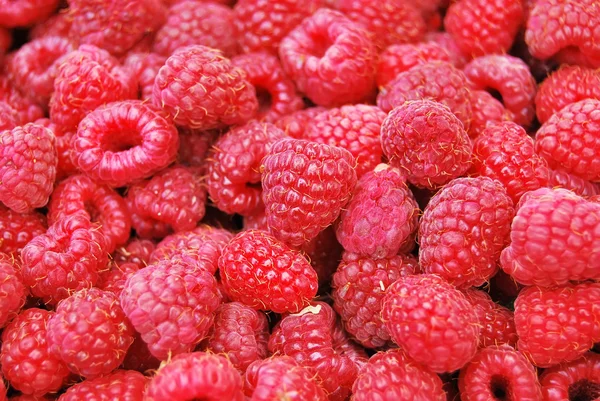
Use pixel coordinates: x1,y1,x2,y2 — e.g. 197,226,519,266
119,258,221,360
304,105,385,179
0,256,26,329
0,309,70,396
152,45,258,130
0,206,46,256
74,100,179,188
380,100,472,190
48,175,131,253
244,356,328,401
0,103,18,132
0,0,59,28
540,352,600,401
29,12,72,40
33,119,79,181
535,99,600,182
332,252,420,348
336,164,418,258
419,177,514,288
352,349,446,401
58,370,147,401
468,90,513,138
382,274,480,373
425,31,469,68
96,262,140,297
0,380,4,401
50,45,137,130
0,77,44,125
463,55,537,127
233,0,319,54
514,282,600,367
121,333,161,373
274,107,326,139
123,52,167,102
548,168,600,198
261,138,358,247
458,345,542,401
279,8,377,107
463,289,518,349
207,122,284,216
21,213,110,305
205,302,269,372
177,127,217,167
299,226,343,290
113,238,155,268
501,188,600,286
0,123,57,213
470,121,550,203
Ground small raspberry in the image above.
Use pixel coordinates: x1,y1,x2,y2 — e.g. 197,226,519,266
468,90,513,138
463,289,518,349
0,0,59,28
113,238,155,268
0,76,44,124
274,107,326,139
425,31,469,68
74,100,179,188
0,255,26,329
261,138,358,247
0,103,18,132
0,206,46,256
58,370,147,401
177,127,217,167
123,52,167,102
299,226,343,290
279,8,377,107
382,274,480,373
332,252,420,349
540,352,600,401
33,118,79,181
29,11,72,40
121,334,161,373
549,168,600,198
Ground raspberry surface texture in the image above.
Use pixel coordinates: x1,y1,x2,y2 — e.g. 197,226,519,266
463,289,518,349
58,370,147,401
0,0,59,28
468,90,512,139
0,256,26,329
539,353,600,401
0,206,46,256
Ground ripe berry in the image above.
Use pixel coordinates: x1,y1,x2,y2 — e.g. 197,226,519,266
548,169,600,198
468,90,512,139
113,238,155,268
463,289,518,349
0,76,44,124
0,206,46,256
274,107,326,139
0,0,59,28
97,262,140,297
58,370,147,401
177,127,217,167
123,52,167,102
0,255,26,329
540,353,600,401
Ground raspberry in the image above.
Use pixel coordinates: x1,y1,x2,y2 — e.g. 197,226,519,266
58,370,147,401
299,226,343,290
0,206,46,256
0,103,18,132
29,11,72,40
0,256,26,329
207,122,284,216
468,90,512,139
535,99,600,182
463,55,537,127
463,289,518,349
1,309,70,396
50,45,137,130
48,174,131,253
279,8,377,107
33,119,79,181
352,349,446,401
380,100,472,190
261,138,358,247
549,169,600,198
97,262,140,297
121,334,161,373
304,105,385,179
0,77,44,125
21,213,110,305
219,230,318,313
244,356,328,401
274,107,326,139
458,345,542,401
0,0,59,28
144,352,244,401
0,123,57,213
153,1,237,57
74,100,179,188
332,252,420,348
123,52,167,102
425,31,469,68
500,188,600,287
119,258,221,360
231,52,304,122
382,274,480,373
540,353,600,401
205,302,269,372
514,282,600,367
113,238,155,268
152,45,258,130
419,177,514,288
470,121,550,203
177,128,217,167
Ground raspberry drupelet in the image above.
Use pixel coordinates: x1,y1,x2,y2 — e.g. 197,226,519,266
58,370,147,401
540,353,600,401
0,0,59,28
468,90,513,139
0,206,46,256
0,254,26,329
548,169,600,198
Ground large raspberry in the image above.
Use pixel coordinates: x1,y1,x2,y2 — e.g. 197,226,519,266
0,255,26,329
58,370,147,401
0,0,59,28
548,169,600,198
123,52,167,102
0,206,46,256
274,107,326,139
261,138,357,247
0,76,44,125
463,289,518,349
468,90,513,139
540,353,600,401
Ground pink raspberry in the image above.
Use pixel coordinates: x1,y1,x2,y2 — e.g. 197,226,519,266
0,103,18,132
0,255,26,329
33,118,79,181
425,31,469,68
113,238,155,268
540,352,600,401
29,11,72,40
463,289,518,349
96,262,140,297
123,52,167,102
58,370,147,401
177,127,217,167
548,168,600,198
0,0,59,28
274,107,326,139
0,206,46,256
152,45,258,130
0,76,44,125
279,8,377,107
468,90,513,138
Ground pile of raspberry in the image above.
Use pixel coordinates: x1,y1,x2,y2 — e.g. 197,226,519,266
1,0,600,399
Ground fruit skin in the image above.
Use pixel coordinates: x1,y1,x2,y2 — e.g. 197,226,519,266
279,8,377,107
275,107,326,139
539,352,600,401
463,289,518,349
548,168,600,198
458,345,543,401
57,370,147,401
500,188,600,287
219,230,318,314
0,255,26,329
468,90,513,139
514,282,600,367
0,206,46,256
352,349,446,401
97,262,140,297
261,138,357,248
0,0,59,28
381,274,480,373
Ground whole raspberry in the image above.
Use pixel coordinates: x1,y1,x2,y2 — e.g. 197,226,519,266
231,52,304,122
468,90,512,138
261,138,357,247
540,353,600,401
58,370,147,401
279,8,377,107
0,0,59,28
0,76,44,125
244,356,328,401
275,107,326,139
152,45,258,130
50,45,137,130
1,309,70,396
352,349,446,401
120,258,221,360
470,121,550,203
207,122,284,216
0,206,46,256
144,352,244,401
29,11,72,40
382,274,480,373
123,52,167,102
463,289,518,349
33,118,79,181
96,262,140,297
380,100,472,190
74,100,179,188
304,105,385,179
332,252,420,349
0,256,26,329
548,169,600,198
463,55,537,127
535,99,600,182
0,123,57,213
21,213,110,305
514,282,600,367
177,127,217,167
48,175,131,253
113,238,155,268
419,177,514,288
